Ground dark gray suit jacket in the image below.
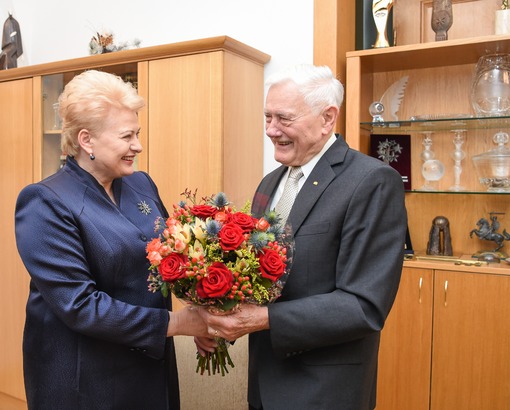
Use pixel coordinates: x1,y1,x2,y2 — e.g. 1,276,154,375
248,136,407,410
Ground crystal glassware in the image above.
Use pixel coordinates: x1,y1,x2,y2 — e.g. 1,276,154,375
472,131,510,192
448,130,467,191
470,54,510,117
52,102,61,130
419,131,444,191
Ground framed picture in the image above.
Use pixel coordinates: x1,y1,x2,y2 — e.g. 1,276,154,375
370,134,411,191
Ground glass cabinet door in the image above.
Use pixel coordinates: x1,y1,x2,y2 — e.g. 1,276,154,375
41,73,64,179
41,63,138,179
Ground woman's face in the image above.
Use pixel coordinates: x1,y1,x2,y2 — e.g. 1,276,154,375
87,107,142,186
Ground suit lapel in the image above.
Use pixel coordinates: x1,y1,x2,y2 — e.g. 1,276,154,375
253,136,350,232
252,166,287,217
289,136,349,234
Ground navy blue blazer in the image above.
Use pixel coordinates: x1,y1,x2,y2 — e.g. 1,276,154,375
248,136,407,410
15,157,179,409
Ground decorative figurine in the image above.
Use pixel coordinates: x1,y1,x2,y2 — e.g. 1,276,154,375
369,75,409,122
1,13,23,69
369,102,385,123
470,212,510,261
431,0,453,41
426,216,453,256
372,0,394,48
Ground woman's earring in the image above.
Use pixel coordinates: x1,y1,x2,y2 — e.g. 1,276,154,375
90,153,95,160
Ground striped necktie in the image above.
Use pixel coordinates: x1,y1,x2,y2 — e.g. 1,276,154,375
275,166,304,224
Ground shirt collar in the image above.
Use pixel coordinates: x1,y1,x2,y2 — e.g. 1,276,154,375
300,133,337,180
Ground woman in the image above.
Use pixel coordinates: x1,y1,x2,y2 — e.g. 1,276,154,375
15,70,207,409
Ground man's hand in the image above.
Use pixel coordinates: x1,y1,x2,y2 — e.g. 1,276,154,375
197,304,270,341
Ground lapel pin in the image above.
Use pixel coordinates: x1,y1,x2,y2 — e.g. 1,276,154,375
313,181,318,185
137,200,152,215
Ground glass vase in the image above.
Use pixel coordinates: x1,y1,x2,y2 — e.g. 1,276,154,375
470,53,510,117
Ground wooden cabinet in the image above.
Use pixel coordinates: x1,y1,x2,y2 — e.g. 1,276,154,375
345,35,510,254
376,267,433,410
345,35,510,409
0,78,33,402
431,269,510,409
146,49,265,206
377,265,510,410
0,36,269,405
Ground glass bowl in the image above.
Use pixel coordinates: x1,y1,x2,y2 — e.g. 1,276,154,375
472,132,510,192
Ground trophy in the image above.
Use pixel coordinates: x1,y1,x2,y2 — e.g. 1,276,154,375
372,0,394,48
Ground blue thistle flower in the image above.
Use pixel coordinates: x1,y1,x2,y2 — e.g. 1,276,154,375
210,192,230,209
249,231,270,251
177,200,187,208
205,219,222,237
267,223,284,239
264,210,282,226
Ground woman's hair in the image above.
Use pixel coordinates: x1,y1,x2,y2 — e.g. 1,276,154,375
265,64,344,114
59,69,145,156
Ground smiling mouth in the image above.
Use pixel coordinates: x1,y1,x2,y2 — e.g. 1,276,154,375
277,141,292,146
122,156,135,161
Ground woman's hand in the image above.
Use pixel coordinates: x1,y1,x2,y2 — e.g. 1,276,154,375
194,336,217,356
166,306,209,338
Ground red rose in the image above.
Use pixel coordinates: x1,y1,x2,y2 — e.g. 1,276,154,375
159,253,187,282
190,204,217,219
231,212,256,233
218,222,245,251
259,249,286,282
196,262,234,298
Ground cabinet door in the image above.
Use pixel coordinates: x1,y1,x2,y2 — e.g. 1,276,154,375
147,52,224,205
376,267,433,410
431,270,510,410
0,78,33,400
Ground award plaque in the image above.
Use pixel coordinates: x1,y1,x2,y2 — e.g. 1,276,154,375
370,134,411,190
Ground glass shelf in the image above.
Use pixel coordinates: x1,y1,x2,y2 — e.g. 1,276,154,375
407,189,510,195
361,115,510,134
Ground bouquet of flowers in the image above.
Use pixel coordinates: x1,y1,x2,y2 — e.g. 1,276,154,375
89,31,141,55
146,189,293,376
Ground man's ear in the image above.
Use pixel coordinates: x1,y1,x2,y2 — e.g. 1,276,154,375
77,129,93,155
322,106,339,130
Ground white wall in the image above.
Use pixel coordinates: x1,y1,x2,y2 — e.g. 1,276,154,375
0,0,314,174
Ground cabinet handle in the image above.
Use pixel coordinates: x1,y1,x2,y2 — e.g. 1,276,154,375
444,280,448,307
418,277,423,304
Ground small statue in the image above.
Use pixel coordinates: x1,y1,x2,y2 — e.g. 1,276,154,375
427,216,453,256
431,0,453,41
470,213,510,258
1,13,23,69
372,0,394,48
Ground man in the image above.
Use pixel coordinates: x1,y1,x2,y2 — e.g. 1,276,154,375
197,64,407,409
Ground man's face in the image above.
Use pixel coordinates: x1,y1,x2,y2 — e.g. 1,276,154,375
264,82,329,167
